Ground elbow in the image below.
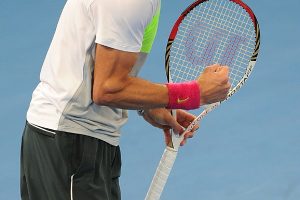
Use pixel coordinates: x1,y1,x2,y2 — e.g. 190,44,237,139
92,88,115,106
92,79,128,106
92,92,108,106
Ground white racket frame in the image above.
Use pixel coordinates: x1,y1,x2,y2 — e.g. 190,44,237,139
145,0,260,199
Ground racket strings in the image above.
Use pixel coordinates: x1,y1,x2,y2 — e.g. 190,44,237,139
169,0,256,89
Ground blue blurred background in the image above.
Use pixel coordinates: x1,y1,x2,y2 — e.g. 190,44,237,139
0,0,299,199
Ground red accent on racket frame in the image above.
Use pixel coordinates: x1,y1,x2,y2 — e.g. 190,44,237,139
169,0,258,40
169,0,209,40
230,0,258,26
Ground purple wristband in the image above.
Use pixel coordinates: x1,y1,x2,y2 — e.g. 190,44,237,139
166,81,200,110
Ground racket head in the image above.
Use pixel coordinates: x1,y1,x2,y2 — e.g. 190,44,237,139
165,0,260,99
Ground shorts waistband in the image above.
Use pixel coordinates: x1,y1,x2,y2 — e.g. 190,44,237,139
26,121,56,137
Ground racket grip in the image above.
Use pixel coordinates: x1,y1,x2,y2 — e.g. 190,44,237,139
145,147,178,200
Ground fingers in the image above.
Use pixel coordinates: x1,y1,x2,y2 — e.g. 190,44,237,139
197,64,231,105
216,66,230,85
203,64,221,72
143,110,172,130
217,65,229,74
180,131,195,146
209,65,230,84
204,64,228,71
145,109,200,147
176,109,195,123
176,110,199,130
203,64,230,83
180,132,194,146
164,113,183,135
142,114,167,129
180,127,199,146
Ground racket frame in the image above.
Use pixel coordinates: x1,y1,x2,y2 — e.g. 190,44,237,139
145,1,260,199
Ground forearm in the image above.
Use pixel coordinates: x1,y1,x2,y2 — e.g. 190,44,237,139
92,45,230,110
93,76,169,109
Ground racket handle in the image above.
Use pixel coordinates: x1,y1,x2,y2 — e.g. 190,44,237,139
145,147,178,200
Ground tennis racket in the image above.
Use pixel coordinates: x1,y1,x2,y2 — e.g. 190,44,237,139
145,0,260,199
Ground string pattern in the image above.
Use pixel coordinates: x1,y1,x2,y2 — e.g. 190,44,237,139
169,0,256,89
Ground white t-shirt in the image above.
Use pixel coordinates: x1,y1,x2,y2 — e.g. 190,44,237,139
27,0,160,146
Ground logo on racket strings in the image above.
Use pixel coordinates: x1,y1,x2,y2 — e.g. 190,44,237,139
184,21,247,68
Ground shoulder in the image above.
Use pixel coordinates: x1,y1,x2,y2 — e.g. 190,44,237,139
88,0,159,18
88,0,160,52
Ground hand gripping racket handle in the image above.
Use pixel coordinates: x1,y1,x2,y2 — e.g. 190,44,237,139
145,147,178,200
145,103,220,200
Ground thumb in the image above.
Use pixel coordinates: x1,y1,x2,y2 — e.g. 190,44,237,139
204,64,221,73
164,114,183,135
217,65,229,75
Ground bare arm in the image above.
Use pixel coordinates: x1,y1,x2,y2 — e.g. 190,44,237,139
92,44,169,109
92,44,230,110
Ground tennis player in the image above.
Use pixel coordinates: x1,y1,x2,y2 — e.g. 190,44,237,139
21,0,230,199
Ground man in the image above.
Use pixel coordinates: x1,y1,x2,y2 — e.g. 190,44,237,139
21,0,230,199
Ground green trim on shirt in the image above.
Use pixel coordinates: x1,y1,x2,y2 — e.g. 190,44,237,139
140,4,161,53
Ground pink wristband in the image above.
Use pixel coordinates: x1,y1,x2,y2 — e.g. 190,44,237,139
166,81,200,110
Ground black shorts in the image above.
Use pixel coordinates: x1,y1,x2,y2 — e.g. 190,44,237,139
20,122,121,200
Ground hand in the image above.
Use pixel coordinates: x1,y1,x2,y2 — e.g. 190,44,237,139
142,108,199,146
197,64,231,105
142,108,183,134
163,109,199,146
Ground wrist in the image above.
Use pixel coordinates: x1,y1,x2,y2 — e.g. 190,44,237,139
166,81,200,110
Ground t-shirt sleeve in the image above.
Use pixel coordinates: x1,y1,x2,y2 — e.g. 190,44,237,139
89,0,158,52
141,3,161,53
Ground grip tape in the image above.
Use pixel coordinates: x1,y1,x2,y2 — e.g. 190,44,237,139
145,147,178,200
